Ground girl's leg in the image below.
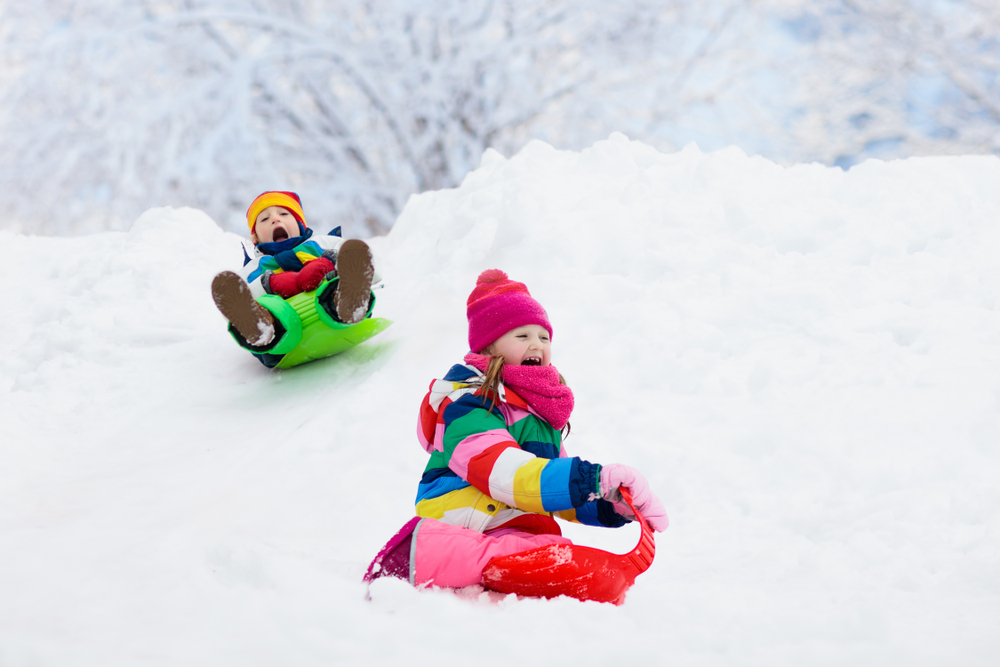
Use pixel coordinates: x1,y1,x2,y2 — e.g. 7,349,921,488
412,518,572,588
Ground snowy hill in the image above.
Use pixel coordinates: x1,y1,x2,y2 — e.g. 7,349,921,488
3,135,999,666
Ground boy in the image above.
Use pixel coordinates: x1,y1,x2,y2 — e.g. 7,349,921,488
211,191,381,367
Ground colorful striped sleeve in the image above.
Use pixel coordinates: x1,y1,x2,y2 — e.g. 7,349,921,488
442,394,601,512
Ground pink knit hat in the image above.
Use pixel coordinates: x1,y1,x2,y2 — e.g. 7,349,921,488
467,269,553,353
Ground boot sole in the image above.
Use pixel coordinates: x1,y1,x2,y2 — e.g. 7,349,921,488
335,240,374,325
212,271,275,346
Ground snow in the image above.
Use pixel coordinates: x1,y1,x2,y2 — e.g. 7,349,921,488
3,135,999,665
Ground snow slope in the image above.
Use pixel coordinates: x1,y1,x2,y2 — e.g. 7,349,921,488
2,134,999,666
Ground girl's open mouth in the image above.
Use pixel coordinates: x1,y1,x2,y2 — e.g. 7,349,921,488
272,228,289,242
521,358,541,366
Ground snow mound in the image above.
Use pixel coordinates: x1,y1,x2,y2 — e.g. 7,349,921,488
3,136,999,666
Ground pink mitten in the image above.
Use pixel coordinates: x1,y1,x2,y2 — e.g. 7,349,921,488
600,464,669,532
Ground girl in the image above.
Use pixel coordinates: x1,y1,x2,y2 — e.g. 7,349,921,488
365,269,667,589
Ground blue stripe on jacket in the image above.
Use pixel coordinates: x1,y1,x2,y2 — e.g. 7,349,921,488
443,364,478,382
538,457,574,510
522,440,559,459
416,467,470,504
442,392,498,427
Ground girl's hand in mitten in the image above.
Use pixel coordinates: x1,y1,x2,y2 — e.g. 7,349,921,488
600,463,669,532
297,257,336,293
268,270,301,299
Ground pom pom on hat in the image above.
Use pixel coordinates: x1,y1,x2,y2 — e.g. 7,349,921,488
246,191,307,233
467,269,552,353
476,268,508,285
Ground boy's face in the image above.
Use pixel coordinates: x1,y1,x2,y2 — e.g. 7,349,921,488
253,206,299,244
486,325,551,366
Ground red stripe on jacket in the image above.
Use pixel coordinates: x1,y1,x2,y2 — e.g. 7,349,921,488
466,441,521,495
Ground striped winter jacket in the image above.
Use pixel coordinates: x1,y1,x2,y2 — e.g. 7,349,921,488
415,363,628,533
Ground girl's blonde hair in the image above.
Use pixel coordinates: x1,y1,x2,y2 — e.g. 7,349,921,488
476,352,571,439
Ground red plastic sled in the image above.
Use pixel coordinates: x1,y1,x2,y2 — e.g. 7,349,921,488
481,487,655,605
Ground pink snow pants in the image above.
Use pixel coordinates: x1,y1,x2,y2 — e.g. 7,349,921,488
412,518,573,588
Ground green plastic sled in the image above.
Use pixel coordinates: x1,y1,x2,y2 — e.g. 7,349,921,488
235,278,391,369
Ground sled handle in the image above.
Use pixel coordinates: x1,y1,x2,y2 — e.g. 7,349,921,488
618,486,656,576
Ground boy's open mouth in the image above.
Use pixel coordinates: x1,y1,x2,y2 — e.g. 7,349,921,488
272,228,289,242
521,357,542,366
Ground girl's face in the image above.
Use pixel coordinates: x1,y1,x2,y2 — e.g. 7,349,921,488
253,206,299,244
486,325,551,366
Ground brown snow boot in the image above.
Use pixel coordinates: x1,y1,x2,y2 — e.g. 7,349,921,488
332,240,374,324
211,271,276,346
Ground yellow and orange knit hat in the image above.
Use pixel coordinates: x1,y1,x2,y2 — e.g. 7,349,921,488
246,191,307,234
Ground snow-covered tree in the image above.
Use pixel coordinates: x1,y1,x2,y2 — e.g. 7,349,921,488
6,0,994,236
0,0,759,236
776,0,1000,166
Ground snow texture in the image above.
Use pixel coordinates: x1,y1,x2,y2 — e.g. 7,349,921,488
2,136,999,665
256,321,275,346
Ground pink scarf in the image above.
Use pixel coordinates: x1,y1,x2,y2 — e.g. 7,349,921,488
464,353,575,429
